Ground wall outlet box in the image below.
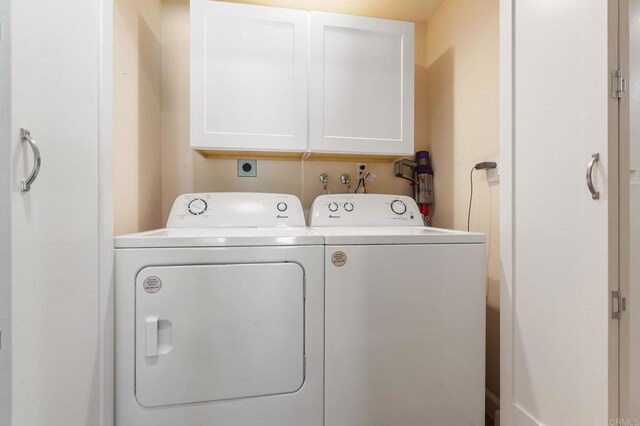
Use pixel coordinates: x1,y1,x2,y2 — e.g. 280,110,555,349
237,159,257,177
486,157,500,183
356,163,368,180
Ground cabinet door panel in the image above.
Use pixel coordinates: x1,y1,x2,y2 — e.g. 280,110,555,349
310,12,414,155
9,0,103,424
501,0,615,424
191,1,308,152
0,320,9,426
0,9,9,322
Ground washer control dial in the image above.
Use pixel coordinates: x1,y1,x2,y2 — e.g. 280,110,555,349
390,199,407,215
277,202,288,212
344,202,354,212
188,198,208,215
328,202,339,212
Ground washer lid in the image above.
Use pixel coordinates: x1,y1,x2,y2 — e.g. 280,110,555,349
115,227,322,248
310,226,485,245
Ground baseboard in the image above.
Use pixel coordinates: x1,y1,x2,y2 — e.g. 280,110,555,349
486,388,500,422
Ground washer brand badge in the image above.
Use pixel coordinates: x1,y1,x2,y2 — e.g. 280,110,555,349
143,276,162,294
331,251,347,267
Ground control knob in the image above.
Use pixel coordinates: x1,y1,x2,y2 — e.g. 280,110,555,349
188,198,208,215
328,202,339,212
390,199,407,215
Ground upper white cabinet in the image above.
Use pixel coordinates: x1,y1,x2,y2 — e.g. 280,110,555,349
190,1,415,158
190,1,309,153
309,12,414,156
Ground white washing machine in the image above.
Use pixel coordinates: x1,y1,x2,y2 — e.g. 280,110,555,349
310,194,486,426
115,193,324,426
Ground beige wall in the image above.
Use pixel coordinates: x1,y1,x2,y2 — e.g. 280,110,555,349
115,0,431,229
113,0,164,234
159,0,426,221
424,0,500,403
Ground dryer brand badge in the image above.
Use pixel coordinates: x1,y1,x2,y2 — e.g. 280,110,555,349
331,251,347,267
143,276,162,294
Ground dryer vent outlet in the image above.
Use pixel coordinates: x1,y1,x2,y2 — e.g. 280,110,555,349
237,160,257,177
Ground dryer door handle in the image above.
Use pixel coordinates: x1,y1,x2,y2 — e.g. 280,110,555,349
145,316,159,357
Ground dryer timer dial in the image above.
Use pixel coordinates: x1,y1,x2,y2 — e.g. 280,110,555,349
390,200,407,215
188,198,208,215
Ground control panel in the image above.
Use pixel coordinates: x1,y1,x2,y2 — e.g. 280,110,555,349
166,193,306,228
309,194,424,227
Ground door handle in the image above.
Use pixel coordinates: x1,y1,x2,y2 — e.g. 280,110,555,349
20,128,41,192
586,153,600,200
145,316,159,357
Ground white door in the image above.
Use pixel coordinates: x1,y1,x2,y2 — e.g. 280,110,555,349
309,12,414,156
501,0,618,425
190,0,308,154
135,263,305,407
5,0,110,424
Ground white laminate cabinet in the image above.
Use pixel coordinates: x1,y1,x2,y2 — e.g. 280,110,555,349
0,8,10,426
500,0,616,424
309,12,414,156
5,0,108,424
190,1,415,159
190,0,309,154
0,320,10,426
0,7,9,323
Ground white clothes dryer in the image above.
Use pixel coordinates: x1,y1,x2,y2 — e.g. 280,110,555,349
310,193,486,426
115,193,323,426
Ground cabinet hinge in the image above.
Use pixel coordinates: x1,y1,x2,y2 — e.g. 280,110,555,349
612,290,627,320
611,69,627,99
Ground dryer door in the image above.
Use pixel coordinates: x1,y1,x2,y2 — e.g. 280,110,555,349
135,263,305,407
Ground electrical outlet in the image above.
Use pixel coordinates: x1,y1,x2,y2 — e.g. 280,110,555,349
237,159,257,177
486,157,500,183
356,163,368,180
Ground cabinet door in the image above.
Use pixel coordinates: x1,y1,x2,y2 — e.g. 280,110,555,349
309,12,414,156
501,0,616,424
190,1,308,153
0,320,9,426
8,0,104,424
0,6,9,323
